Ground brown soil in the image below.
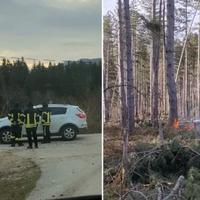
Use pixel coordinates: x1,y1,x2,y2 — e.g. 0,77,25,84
0,151,41,200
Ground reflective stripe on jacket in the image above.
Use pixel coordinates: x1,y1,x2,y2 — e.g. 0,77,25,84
8,109,23,125
41,111,51,126
8,113,14,123
24,110,39,128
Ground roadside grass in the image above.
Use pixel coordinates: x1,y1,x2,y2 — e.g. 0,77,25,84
0,151,41,200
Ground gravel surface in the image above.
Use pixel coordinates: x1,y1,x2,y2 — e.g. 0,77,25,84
0,134,102,200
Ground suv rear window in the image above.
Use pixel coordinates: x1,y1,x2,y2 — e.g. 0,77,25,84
50,107,67,115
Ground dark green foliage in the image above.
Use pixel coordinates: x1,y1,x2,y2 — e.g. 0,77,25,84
183,168,200,200
146,20,161,33
139,15,161,34
132,156,151,184
187,156,200,170
151,148,175,175
131,141,200,184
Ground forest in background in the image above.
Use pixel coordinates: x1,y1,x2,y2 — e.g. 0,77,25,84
104,0,200,126
0,58,101,133
104,0,200,199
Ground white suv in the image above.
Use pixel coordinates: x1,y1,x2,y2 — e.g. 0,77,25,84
0,104,87,144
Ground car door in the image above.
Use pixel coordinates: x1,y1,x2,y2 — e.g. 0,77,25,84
49,107,67,133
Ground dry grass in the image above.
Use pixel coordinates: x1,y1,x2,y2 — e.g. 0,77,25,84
0,151,41,200
104,125,159,159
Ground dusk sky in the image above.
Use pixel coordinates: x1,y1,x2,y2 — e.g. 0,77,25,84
0,0,101,63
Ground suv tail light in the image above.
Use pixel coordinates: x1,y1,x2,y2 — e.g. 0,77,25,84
76,112,86,119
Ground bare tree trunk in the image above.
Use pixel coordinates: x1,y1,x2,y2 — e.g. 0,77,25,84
197,12,200,118
110,76,119,120
150,0,157,127
180,77,183,117
151,0,162,128
104,43,111,122
166,0,178,126
124,0,134,132
162,0,167,117
158,118,164,144
118,0,127,129
140,57,144,119
118,0,129,187
131,2,137,120
184,0,189,119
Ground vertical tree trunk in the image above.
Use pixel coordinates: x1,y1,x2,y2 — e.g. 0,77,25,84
118,0,129,186
124,0,134,132
131,2,137,119
151,0,162,128
183,73,185,117
150,0,157,127
166,0,178,126
162,0,167,117
184,0,188,119
180,77,183,117
104,43,111,122
118,0,127,129
197,12,200,118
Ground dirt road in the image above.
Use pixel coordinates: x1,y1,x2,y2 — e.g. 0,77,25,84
0,134,101,200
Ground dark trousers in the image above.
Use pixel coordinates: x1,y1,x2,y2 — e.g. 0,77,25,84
26,127,38,147
43,125,51,143
11,124,22,146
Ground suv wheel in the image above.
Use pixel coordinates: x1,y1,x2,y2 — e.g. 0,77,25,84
0,128,12,144
61,125,77,141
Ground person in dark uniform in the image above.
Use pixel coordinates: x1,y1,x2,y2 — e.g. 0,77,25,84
24,102,40,149
8,103,24,147
18,113,24,144
41,103,51,143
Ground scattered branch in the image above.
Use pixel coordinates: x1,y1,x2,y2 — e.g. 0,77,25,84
163,175,184,200
157,185,162,200
121,189,148,200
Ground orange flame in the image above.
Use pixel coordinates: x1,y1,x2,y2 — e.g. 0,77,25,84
172,118,179,129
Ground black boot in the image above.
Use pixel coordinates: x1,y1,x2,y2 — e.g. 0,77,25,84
11,139,15,147
18,140,24,146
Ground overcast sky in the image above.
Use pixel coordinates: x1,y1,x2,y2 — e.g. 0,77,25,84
0,0,101,63
103,0,115,15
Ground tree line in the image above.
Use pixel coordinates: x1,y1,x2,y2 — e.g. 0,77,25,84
104,0,200,128
0,58,101,132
